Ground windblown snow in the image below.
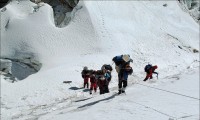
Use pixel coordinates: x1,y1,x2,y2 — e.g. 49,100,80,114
0,0,199,120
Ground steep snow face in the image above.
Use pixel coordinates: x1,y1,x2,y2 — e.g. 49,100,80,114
0,1,199,80
83,1,199,72
1,1,100,69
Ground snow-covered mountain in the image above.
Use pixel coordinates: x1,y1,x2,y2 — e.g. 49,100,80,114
0,0,199,120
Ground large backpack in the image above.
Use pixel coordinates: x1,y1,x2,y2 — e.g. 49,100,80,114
95,70,104,80
81,70,88,75
81,70,93,76
102,64,113,71
112,55,123,66
144,64,152,72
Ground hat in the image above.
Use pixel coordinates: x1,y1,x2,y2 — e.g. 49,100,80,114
154,65,158,69
101,65,106,71
122,54,130,62
83,66,88,70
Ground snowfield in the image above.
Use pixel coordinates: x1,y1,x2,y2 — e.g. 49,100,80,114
0,0,199,120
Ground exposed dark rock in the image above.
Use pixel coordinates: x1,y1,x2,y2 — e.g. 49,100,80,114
163,4,167,7
0,0,10,8
178,46,182,49
193,49,199,53
30,0,79,27
1,57,42,81
179,0,200,24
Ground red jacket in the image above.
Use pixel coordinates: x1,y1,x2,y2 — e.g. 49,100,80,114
146,65,158,77
150,66,158,74
90,75,97,83
82,74,89,83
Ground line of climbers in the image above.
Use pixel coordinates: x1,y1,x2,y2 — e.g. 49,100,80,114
81,54,158,95
81,65,112,95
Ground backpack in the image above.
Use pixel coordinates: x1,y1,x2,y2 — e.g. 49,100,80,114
81,70,93,76
144,64,152,72
81,70,88,75
112,55,123,66
102,64,113,71
95,70,105,80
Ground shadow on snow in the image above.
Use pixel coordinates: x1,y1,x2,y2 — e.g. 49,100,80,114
77,93,117,109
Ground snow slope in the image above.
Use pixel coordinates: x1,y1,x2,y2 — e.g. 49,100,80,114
39,68,199,120
1,0,199,120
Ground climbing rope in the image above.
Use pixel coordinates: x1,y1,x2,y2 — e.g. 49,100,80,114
132,101,177,120
134,82,199,101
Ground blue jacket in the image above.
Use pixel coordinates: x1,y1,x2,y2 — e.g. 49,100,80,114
104,73,111,80
118,67,133,80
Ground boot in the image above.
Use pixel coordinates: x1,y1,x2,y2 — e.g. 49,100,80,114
143,78,148,81
100,90,104,95
118,90,122,95
122,87,125,93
